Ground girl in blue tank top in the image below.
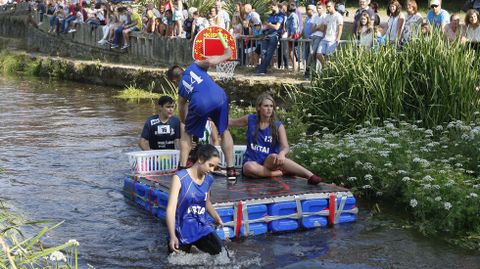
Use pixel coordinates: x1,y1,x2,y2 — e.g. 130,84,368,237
229,93,324,185
166,144,224,255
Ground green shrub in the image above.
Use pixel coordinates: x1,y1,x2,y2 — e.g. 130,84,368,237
290,117,480,250
296,31,480,132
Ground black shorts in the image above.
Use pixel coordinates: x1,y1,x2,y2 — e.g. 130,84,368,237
168,231,223,255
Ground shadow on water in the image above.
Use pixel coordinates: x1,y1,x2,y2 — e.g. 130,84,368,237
0,76,479,269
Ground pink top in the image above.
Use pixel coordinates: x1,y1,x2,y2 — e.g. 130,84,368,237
444,23,462,42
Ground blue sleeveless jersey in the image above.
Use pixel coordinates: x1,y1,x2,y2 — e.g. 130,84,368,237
178,63,227,115
244,114,282,165
174,169,214,244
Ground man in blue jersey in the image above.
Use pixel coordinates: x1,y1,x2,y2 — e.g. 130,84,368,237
167,47,237,179
138,95,181,150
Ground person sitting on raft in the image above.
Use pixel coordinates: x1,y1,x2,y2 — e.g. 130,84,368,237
229,92,323,185
166,144,224,255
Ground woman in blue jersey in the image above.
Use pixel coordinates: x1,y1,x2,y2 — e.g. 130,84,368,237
166,144,224,255
229,93,323,185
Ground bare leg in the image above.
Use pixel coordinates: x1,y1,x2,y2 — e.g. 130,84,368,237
243,161,283,178
220,129,234,168
264,154,314,179
179,132,192,167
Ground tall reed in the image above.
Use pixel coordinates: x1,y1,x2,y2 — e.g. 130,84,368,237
295,30,480,132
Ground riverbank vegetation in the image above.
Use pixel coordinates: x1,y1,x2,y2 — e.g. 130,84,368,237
0,203,79,268
286,31,480,250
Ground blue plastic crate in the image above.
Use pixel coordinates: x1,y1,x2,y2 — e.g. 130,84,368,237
268,202,299,232
301,199,328,228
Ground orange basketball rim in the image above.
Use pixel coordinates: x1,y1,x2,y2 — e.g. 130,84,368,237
192,26,237,61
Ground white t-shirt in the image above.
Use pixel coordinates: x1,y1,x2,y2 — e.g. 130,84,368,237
218,9,230,26
386,13,404,42
466,25,480,42
323,12,343,42
311,13,326,37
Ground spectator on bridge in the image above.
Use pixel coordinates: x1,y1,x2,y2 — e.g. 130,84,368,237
216,1,230,30
463,9,480,46
109,6,128,48
61,0,76,33
191,10,209,37
155,4,168,36
144,2,156,33
120,6,141,49
310,2,326,74
208,6,225,29
400,0,423,45
385,0,404,45
256,1,284,75
48,3,64,33
443,14,463,43
355,11,374,49
302,4,316,78
369,2,380,26
67,4,84,33
353,0,376,36
286,3,300,71
183,7,195,40
318,0,343,71
426,0,449,31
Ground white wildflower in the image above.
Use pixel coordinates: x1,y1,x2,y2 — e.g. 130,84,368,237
443,202,452,210
474,111,480,116
384,162,392,167
432,184,440,190
364,120,371,126
468,193,478,198
402,176,411,182
423,183,432,189
376,191,383,196
435,125,444,131
424,129,433,136
307,113,312,118
363,162,375,171
385,123,395,129
322,127,329,131
337,153,347,159
364,174,373,181
434,196,442,201
378,150,390,157
410,199,418,208
362,185,372,189
67,239,80,246
49,251,66,262
397,170,408,175
347,176,357,181
422,175,434,182
355,160,363,167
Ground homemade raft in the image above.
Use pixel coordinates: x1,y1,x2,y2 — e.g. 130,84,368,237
124,147,358,239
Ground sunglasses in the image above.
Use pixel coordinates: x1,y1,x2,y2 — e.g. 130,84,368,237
430,4,439,8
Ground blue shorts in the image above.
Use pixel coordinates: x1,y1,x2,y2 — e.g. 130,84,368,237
319,40,338,56
185,96,229,138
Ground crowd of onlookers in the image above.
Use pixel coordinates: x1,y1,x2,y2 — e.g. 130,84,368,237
2,0,480,77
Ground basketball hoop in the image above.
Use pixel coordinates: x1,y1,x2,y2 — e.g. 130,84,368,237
216,60,238,81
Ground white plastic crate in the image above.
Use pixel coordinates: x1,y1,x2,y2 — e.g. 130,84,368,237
126,150,179,174
215,145,246,168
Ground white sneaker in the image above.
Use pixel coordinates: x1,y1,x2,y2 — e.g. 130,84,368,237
97,39,106,45
121,44,129,49
68,29,76,33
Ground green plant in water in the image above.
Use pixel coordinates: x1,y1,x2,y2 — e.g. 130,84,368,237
116,84,161,100
0,203,79,268
291,29,480,132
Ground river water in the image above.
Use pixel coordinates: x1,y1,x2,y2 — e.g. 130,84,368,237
0,77,479,269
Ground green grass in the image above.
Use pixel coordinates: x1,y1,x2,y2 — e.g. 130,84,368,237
0,202,79,268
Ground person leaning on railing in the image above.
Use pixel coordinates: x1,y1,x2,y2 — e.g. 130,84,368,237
462,9,480,50
400,0,423,46
444,13,463,43
255,1,284,75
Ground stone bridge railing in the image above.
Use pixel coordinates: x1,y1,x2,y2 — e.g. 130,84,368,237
0,3,193,66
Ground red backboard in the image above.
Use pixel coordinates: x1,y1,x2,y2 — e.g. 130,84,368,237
192,26,237,61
